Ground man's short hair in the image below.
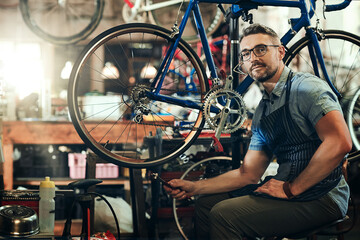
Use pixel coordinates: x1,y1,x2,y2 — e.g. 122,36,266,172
240,24,280,44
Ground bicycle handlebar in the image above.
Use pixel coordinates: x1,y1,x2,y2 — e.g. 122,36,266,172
325,0,351,12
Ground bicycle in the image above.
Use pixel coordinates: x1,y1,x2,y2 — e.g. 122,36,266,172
19,0,223,45
68,0,359,169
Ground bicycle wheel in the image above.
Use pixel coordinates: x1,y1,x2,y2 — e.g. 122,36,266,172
172,156,232,240
284,30,360,101
148,0,223,43
347,89,360,150
19,0,104,45
68,23,208,168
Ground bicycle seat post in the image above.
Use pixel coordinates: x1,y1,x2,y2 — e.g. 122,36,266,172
228,9,242,170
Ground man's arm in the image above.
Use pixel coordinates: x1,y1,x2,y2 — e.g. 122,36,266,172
256,110,352,198
289,110,352,195
165,149,270,200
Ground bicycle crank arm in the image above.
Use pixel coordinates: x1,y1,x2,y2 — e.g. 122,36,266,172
214,98,232,142
210,116,227,152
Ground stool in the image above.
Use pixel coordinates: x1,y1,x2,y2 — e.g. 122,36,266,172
281,154,358,240
281,215,351,240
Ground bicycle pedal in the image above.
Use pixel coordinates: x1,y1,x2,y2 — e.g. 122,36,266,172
211,136,224,152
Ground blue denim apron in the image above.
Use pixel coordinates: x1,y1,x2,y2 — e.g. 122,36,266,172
232,71,342,201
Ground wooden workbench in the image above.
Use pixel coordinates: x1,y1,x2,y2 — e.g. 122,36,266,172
2,121,84,189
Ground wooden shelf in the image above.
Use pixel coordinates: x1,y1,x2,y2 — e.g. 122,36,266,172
1,121,150,190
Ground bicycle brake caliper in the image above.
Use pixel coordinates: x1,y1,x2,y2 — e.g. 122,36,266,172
170,24,179,39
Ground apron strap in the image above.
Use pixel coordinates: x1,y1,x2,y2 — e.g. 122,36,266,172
285,70,294,104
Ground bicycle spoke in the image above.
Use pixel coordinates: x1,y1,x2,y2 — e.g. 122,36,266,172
285,30,360,99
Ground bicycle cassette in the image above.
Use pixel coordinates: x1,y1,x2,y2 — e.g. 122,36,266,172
130,84,151,105
203,88,247,133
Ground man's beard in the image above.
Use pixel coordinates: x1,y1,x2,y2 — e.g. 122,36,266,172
250,62,277,83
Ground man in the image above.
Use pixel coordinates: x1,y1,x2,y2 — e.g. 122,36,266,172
164,24,352,239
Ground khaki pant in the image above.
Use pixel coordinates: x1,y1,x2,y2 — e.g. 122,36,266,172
194,193,342,239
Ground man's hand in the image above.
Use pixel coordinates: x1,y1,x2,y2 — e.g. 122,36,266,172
163,179,196,200
254,179,288,199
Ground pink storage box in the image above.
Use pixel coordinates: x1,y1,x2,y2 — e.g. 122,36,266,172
68,153,119,179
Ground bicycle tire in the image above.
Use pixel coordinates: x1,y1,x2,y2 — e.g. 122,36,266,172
284,30,360,101
172,156,232,240
68,23,209,168
148,0,224,43
284,30,360,147
347,89,360,150
19,0,104,45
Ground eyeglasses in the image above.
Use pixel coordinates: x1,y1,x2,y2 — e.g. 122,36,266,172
240,44,280,61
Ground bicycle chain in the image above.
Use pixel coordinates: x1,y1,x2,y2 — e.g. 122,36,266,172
127,90,247,144
128,84,247,135
134,121,246,143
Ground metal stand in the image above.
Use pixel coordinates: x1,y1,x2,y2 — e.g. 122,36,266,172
86,152,148,239
229,17,243,169
149,128,163,239
129,168,149,238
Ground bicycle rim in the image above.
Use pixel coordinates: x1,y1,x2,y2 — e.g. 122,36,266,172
68,23,208,168
284,30,360,146
148,1,223,43
172,156,232,240
19,0,104,45
347,89,360,150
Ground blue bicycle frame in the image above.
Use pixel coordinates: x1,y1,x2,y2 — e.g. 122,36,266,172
147,0,351,111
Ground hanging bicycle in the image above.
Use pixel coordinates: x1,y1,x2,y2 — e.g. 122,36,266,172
68,0,359,168
19,0,223,45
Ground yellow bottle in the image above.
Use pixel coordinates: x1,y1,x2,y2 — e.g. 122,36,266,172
39,176,55,233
